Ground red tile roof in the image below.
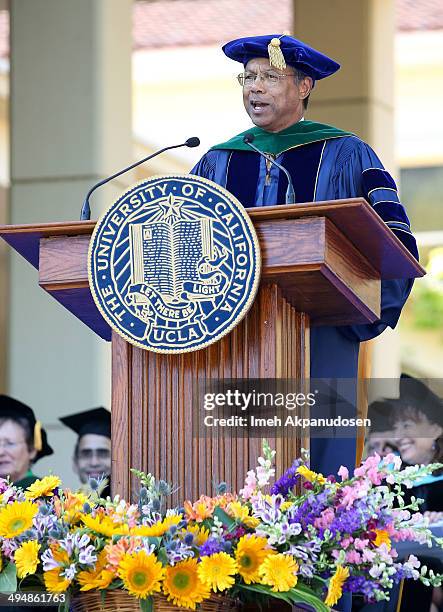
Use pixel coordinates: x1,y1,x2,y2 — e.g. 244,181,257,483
1,1,443,61
133,0,292,50
397,0,443,31
133,0,443,50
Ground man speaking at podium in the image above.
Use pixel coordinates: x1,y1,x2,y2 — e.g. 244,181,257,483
191,35,418,477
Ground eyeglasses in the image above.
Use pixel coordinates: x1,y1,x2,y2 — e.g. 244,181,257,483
237,71,296,88
77,449,111,460
0,440,26,450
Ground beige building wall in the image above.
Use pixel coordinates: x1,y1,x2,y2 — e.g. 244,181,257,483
7,0,132,486
293,0,400,378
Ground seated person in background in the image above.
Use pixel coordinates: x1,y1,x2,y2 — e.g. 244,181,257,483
366,399,398,459
390,374,443,518
0,395,53,488
59,407,111,497
389,375,443,612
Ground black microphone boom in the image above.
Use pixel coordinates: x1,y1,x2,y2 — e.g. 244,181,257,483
242,133,296,205
80,137,201,220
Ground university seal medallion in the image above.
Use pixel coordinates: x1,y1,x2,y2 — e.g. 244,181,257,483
88,175,261,353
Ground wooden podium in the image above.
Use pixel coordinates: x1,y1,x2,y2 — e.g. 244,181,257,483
0,199,423,503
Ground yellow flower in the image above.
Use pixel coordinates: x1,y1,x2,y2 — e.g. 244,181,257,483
259,553,298,592
78,550,115,591
0,501,38,538
80,512,129,537
296,465,327,485
130,514,182,537
25,476,61,500
374,529,391,550
197,552,237,592
163,558,210,610
226,502,260,529
184,524,210,546
325,565,350,607
44,569,72,593
118,550,164,599
235,535,271,584
14,541,40,578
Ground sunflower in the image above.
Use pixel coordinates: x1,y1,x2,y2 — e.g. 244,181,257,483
130,514,182,537
80,512,129,537
374,529,391,550
259,553,298,592
44,569,72,593
197,552,237,592
14,540,40,578
325,565,350,607
226,502,260,529
163,558,210,610
235,535,270,584
296,465,327,485
0,500,38,538
78,551,115,591
25,475,61,500
118,550,164,598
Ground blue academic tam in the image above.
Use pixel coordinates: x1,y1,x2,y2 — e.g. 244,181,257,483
223,34,340,80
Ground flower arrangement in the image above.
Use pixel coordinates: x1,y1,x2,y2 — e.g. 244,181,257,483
0,442,442,611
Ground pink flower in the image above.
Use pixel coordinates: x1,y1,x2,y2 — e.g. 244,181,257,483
337,466,349,481
314,507,335,530
340,537,354,549
354,453,380,477
354,538,369,551
340,481,369,509
239,470,257,500
367,467,384,485
345,550,362,564
383,453,402,470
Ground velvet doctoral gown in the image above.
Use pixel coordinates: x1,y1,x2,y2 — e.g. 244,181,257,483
191,121,418,475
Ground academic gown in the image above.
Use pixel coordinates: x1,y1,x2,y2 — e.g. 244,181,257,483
191,122,418,476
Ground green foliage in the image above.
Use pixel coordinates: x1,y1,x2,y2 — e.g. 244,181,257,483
236,582,329,612
412,283,443,330
0,563,17,592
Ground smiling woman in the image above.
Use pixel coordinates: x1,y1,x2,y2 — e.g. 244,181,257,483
0,395,53,488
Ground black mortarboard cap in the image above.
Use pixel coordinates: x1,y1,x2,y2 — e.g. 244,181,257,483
0,394,54,461
399,374,443,426
59,407,111,439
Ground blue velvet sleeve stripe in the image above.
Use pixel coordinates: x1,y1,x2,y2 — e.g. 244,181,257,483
361,167,397,192
367,187,400,205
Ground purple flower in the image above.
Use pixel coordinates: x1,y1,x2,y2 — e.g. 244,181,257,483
270,459,302,496
78,545,98,566
343,575,380,600
199,537,225,557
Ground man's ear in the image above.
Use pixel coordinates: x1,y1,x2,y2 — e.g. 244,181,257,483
299,76,313,101
29,447,37,461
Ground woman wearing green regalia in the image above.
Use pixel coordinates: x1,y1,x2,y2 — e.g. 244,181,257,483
0,395,53,488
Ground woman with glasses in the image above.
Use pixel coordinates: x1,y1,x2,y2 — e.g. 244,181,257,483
0,395,53,488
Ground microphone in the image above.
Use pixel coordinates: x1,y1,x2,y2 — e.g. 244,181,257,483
80,137,201,220
242,133,296,204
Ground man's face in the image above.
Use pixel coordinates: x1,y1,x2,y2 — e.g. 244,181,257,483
73,434,111,484
242,57,311,133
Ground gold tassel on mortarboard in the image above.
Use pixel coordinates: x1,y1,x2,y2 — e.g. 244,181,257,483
34,421,42,452
268,37,286,71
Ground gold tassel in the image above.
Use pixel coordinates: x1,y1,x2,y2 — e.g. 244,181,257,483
268,37,286,71
34,421,42,451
